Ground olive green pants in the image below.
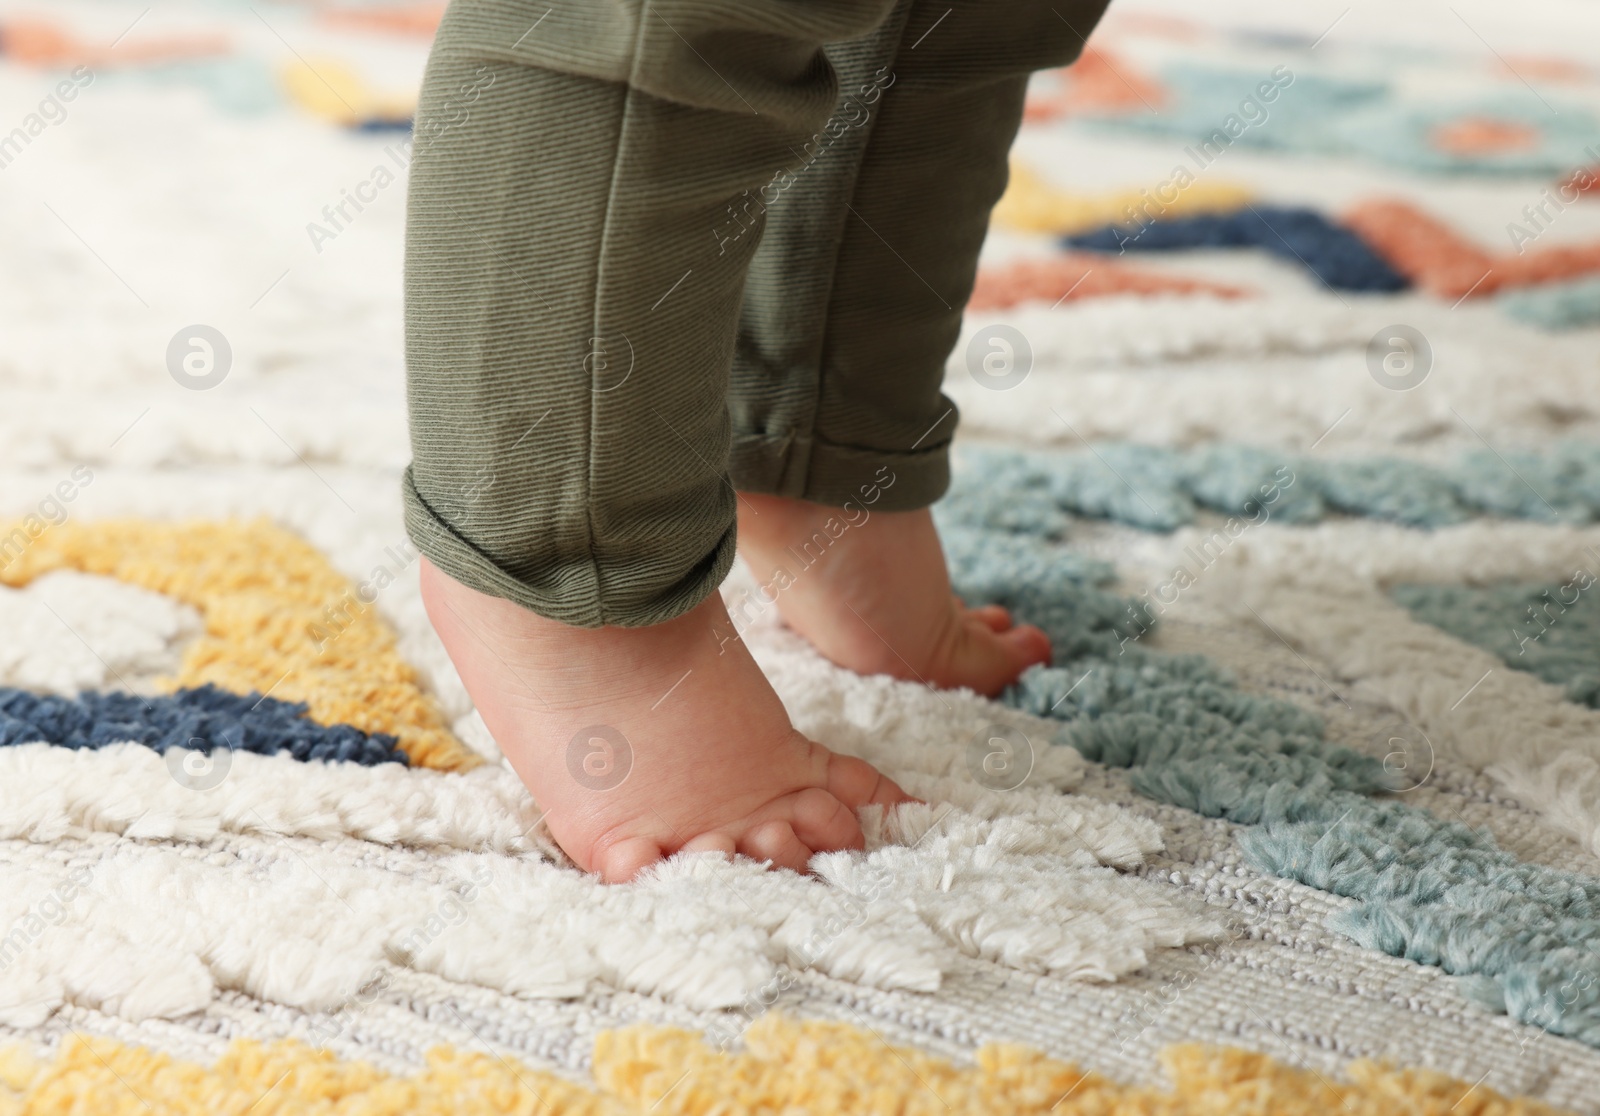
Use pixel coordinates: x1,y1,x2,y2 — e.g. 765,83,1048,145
403,0,1109,627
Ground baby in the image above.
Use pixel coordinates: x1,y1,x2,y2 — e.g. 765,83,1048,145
403,0,1108,881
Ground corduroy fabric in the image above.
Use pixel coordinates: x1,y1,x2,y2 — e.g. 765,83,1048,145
402,0,1108,627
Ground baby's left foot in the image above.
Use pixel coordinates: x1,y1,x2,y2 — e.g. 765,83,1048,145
736,493,1050,697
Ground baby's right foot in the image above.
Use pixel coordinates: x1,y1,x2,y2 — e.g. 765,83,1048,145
420,559,912,882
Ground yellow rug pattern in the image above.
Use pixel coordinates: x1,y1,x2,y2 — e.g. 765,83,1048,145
0,1016,1568,1115
0,518,477,771
992,162,1255,235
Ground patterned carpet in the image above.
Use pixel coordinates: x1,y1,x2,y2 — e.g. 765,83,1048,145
5,0,1600,1111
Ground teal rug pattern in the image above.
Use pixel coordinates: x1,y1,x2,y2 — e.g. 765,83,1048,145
1393,576,1600,708
948,443,1600,531
944,504,1600,1048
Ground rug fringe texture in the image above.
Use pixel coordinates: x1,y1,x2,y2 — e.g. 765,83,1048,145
0,806,1204,1026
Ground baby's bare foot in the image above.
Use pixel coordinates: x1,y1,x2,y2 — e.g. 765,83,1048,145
419,559,911,882
735,493,1051,697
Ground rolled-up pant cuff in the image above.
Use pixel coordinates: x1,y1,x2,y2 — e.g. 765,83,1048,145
729,430,952,513
403,466,736,629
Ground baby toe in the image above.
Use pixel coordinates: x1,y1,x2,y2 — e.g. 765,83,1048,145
825,752,913,811
594,835,666,884
1003,622,1052,669
969,603,1014,632
739,819,815,873
787,786,865,855
680,832,737,859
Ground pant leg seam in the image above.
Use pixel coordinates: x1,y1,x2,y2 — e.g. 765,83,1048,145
581,5,654,627
791,0,918,493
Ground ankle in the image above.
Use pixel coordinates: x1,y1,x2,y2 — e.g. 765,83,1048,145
737,491,930,576
737,491,854,549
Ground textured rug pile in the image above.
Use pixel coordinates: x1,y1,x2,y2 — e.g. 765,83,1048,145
5,0,1600,1111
